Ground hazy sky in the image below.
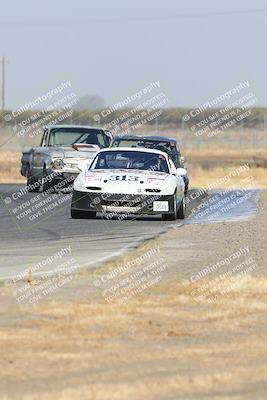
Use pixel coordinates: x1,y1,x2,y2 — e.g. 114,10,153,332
1,0,267,108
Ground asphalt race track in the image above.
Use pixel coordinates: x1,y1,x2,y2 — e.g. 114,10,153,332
0,184,259,279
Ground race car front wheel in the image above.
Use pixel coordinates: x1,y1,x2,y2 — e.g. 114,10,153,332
71,210,96,219
177,195,186,219
26,166,39,192
40,169,56,193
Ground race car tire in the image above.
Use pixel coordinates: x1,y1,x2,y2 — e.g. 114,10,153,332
177,195,186,219
40,169,56,193
26,166,39,192
71,210,96,219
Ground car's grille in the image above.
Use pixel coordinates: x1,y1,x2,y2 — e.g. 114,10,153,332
101,199,143,207
145,188,161,193
86,186,102,191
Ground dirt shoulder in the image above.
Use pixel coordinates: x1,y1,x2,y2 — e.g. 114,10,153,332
0,191,267,400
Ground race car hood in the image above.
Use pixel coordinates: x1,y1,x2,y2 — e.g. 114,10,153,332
60,145,100,159
50,145,100,172
74,169,178,195
85,169,168,184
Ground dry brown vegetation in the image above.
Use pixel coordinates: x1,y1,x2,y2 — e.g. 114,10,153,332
1,268,267,399
184,148,267,188
189,166,267,189
0,150,24,183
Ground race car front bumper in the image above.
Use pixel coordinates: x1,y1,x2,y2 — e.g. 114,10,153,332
54,171,78,180
71,190,175,215
47,170,78,190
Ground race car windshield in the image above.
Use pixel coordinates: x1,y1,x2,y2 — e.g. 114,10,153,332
90,151,169,173
49,128,108,147
111,138,181,167
112,139,175,153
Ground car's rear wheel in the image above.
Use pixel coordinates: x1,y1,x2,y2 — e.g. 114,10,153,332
71,210,96,219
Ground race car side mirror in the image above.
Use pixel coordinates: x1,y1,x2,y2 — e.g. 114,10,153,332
176,168,187,176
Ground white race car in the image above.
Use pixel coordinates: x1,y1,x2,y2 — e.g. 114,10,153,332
71,147,187,220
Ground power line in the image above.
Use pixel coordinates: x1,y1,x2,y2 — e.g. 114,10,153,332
0,7,267,27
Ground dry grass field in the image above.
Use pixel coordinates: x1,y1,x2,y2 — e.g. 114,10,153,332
0,150,24,183
1,277,267,400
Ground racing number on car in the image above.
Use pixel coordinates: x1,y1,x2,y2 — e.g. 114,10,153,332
109,175,139,181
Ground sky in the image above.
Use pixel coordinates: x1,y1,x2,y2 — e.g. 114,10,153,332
0,0,267,109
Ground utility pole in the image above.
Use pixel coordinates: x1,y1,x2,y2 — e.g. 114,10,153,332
0,56,7,111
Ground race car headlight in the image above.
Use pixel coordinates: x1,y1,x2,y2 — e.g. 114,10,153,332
51,158,65,170
146,178,164,185
85,174,102,183
73,174,85,191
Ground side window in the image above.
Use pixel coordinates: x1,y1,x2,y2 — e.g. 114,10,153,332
104,131,113,145
41,129,48,147
173,154,181,168
98,131,112,148
97,133,107,148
